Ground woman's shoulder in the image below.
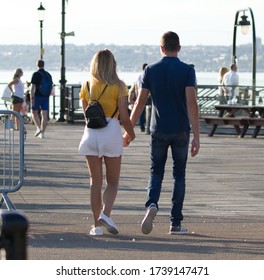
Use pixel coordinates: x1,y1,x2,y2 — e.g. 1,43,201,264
10,77,19,84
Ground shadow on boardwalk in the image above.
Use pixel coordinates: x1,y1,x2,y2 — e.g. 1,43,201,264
8,121,264,260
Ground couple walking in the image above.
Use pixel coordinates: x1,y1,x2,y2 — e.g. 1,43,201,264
78,31,200,236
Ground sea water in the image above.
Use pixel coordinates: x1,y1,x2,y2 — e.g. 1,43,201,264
2,70,264,88
1,70,264,112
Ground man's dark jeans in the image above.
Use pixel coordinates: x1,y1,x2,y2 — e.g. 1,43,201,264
145,131,190,226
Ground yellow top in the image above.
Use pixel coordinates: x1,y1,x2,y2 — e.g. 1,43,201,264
80,81,128,118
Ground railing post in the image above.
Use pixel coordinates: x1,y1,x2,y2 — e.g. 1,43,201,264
0,211,29,260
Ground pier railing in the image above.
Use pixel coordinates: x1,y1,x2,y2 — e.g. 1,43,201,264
63,84,264,122
197,85,264,116
1,83,264,122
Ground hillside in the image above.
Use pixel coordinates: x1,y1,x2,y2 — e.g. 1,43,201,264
0,41,263,72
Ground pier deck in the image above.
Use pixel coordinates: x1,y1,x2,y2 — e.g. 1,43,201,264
6,121,264,260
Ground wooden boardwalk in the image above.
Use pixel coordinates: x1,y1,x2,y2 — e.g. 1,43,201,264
7,121,264,260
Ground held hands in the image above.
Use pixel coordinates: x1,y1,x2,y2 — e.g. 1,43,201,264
123,133,131,147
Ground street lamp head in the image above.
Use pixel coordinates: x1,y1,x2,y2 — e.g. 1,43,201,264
37,2,45,22
238,14,250,35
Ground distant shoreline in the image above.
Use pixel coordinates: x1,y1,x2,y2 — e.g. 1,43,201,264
1,43,263,72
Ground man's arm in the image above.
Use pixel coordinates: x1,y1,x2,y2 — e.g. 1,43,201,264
186,86,200,157
30,84,36,104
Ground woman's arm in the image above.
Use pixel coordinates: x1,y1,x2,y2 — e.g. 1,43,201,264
118,96,135,145
81,99,88,118
8,78,18,93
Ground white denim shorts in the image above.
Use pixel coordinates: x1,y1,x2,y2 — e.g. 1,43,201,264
78,118,123,158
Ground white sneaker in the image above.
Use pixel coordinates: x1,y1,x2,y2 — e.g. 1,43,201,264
141,204,158,234
34,128,42,137
169,225,188,235
38,132,45,139
98,213,119,234
90,226,103,236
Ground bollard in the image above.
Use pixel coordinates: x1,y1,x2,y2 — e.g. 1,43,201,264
0,211,29,260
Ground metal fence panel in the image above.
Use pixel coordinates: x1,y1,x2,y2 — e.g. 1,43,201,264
0,110,24,210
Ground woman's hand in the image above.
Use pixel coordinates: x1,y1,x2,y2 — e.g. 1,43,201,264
123,133,131,147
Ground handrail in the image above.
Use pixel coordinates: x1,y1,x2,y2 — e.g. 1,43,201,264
197,84,264,116
1,83,264,121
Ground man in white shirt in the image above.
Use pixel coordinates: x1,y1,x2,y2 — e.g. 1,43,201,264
223,63,239,103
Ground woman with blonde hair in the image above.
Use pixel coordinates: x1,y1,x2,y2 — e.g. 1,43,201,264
218,66,228,104
78,49,135,236
8,68,24,129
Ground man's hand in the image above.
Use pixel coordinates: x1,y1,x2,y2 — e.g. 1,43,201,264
191,137,200,157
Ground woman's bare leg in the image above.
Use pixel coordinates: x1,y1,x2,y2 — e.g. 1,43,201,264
13,103,22,130
86,156,103,227
103,156,121,217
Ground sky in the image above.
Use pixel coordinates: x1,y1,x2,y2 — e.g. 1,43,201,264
0,0,263,47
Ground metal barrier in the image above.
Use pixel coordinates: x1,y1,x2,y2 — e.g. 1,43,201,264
65,84,82,123
0,210,28,260
0,110,25,210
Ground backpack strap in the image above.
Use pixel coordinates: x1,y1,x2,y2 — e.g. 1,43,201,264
86,81,118,119
97,85,108,100
111,106,118,118
86,82,107,101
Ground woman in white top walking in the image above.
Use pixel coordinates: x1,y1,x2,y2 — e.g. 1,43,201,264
8,68,24,129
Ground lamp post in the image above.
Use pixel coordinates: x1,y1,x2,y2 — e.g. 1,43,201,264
37,2,45,59
58,0,75,122
232,7,256,104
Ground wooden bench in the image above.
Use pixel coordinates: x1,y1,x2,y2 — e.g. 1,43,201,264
203,116,264,138
241,118,264,138
203,116,246,137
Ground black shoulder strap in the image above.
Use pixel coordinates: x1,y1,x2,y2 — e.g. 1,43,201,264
111,106,118,118
86,82,108,101
97,85,108,100
38,69,46,77
86,81,90,93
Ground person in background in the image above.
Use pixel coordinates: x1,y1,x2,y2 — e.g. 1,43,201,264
124,31,200,235
30,60,53,139
128,63,148,132
136,63,148,132
218,66,228,104
78,49,135,236
8,68,24,130
128,82,137,114
223,63,239,104
145,90,152,135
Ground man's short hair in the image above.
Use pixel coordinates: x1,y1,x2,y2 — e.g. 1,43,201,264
37,60,45,68
230,63,237,71
160,31,180,52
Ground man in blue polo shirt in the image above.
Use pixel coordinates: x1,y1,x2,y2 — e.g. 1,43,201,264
124,31,200,235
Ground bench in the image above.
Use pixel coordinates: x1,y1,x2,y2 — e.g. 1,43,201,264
203,116,264,138
203,116,246,137
241,118,264,138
